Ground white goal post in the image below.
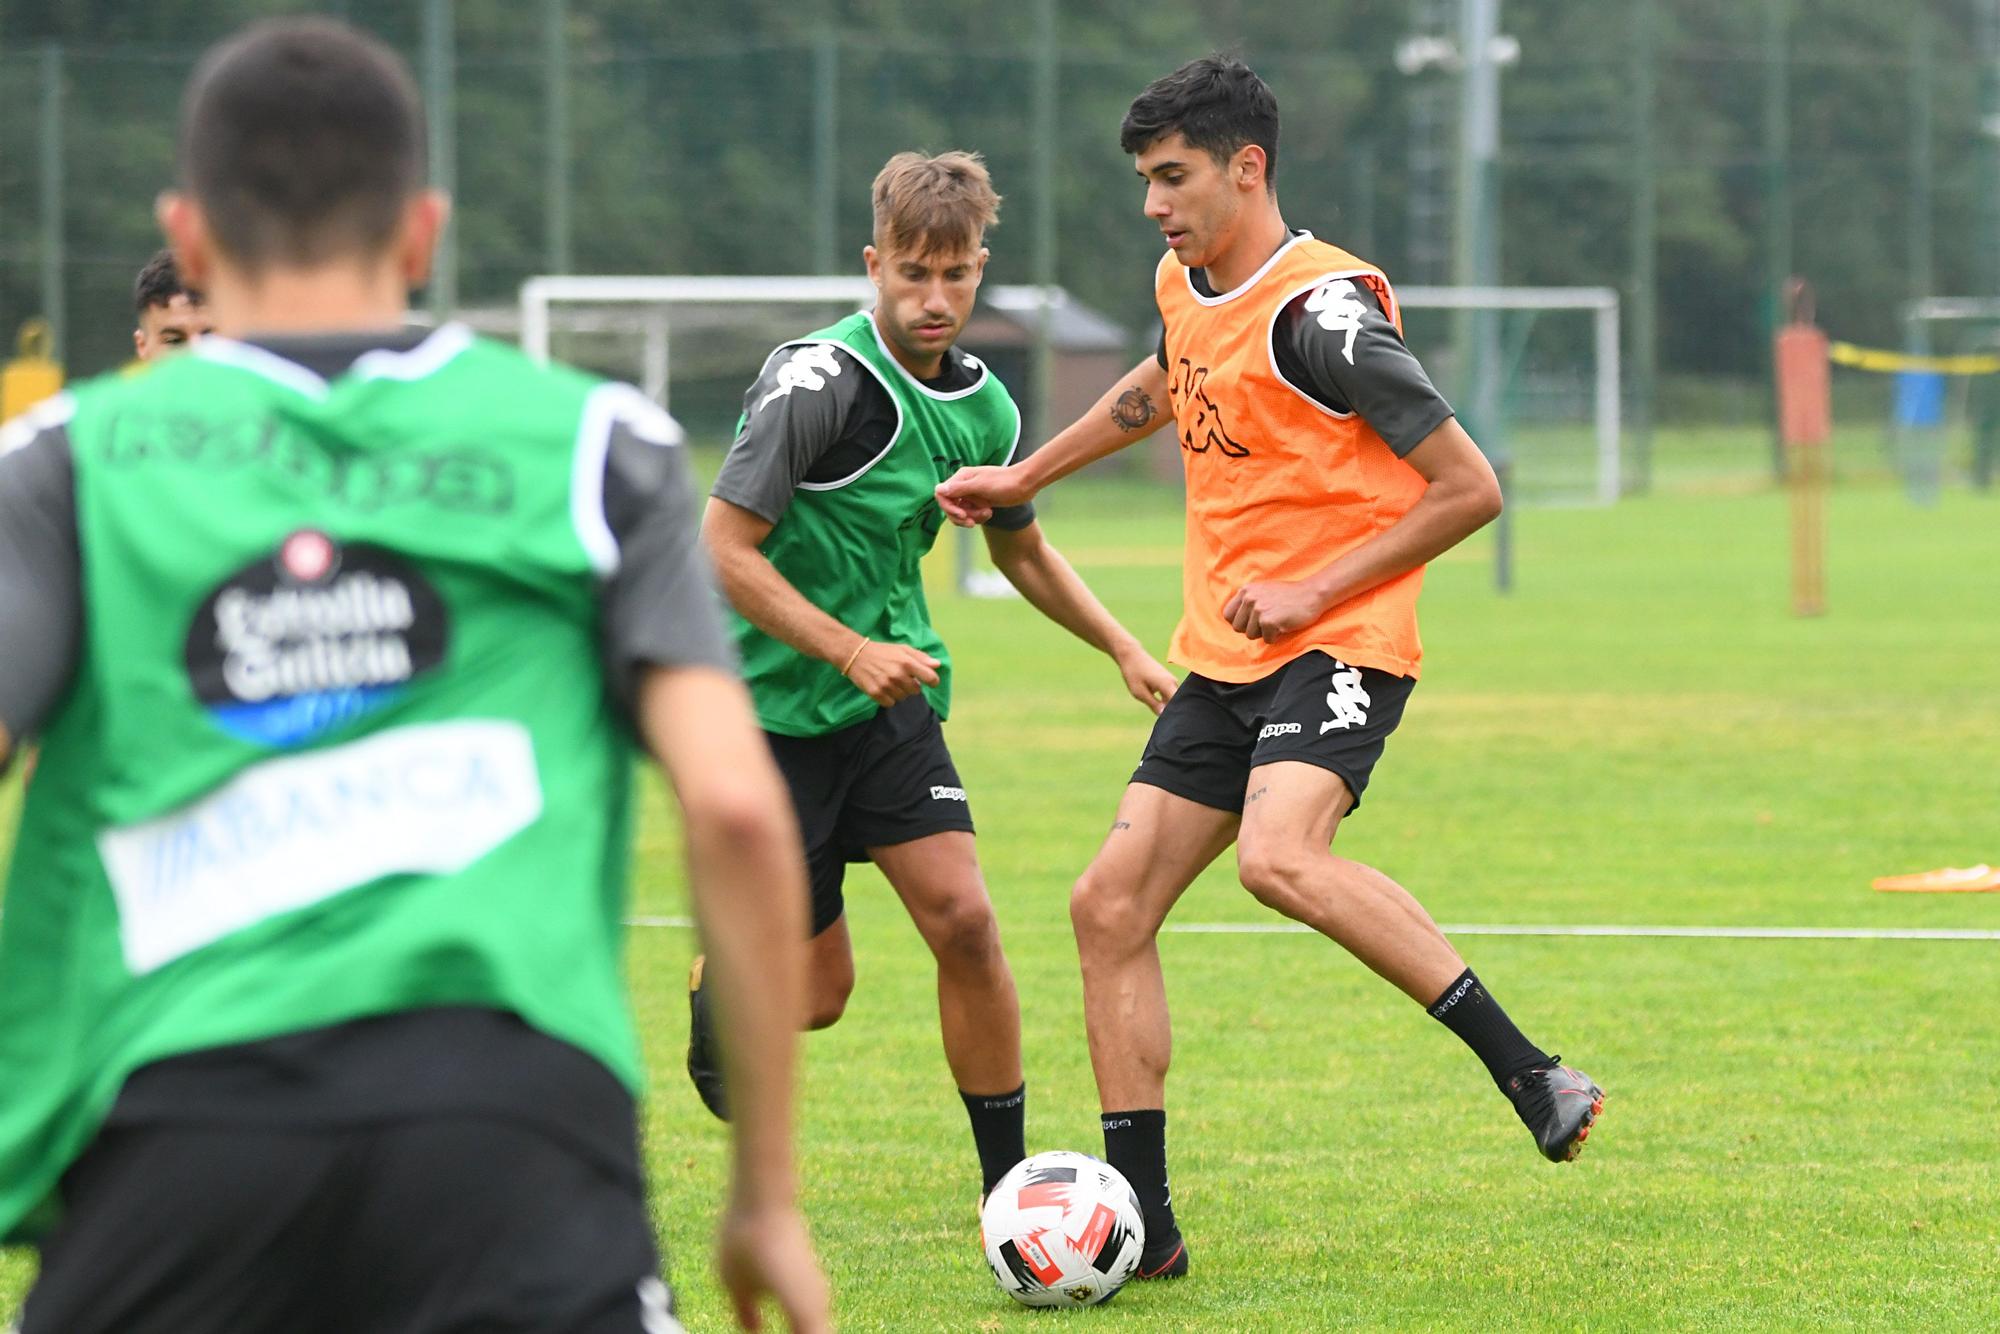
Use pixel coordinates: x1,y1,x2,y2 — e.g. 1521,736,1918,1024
1397,285,1622,505
519,275,1621,504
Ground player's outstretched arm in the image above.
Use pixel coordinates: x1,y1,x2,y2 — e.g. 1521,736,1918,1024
936,356,1169,526
983,520,1176,715
1222,417,1503,642
704,496,940,708
637,665,831,1333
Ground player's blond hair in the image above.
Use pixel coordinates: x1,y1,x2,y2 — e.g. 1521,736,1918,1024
870,151,1001,259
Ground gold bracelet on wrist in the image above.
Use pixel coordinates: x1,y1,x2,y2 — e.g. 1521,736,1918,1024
840,637,870,676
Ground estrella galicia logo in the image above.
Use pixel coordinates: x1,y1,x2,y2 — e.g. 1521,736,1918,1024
184,531,449,746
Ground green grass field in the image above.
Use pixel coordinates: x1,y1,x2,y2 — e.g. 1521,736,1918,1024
4,454,1998,1330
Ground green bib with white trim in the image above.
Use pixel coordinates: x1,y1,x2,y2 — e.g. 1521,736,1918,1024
0,327,660,1241
734,311,1020,737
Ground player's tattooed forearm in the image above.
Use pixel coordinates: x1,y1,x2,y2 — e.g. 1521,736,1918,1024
1112,819,1132,831
1247,786,1268,803
1110,387,1157,432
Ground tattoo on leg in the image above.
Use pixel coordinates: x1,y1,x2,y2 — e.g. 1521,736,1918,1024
1247,786,1268,803
1109,386,1157,432
1112,819,1132,831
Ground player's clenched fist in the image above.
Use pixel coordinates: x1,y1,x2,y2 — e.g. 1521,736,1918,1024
1221,579,1328,643
841,638,942,706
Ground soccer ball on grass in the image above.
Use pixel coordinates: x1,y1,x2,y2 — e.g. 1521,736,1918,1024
979,1150,1144,1308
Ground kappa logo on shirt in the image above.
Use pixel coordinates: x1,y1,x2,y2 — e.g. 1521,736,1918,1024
1170,358,1248,458
930,785,968,802
1304,278,1369,365
754,344,847,412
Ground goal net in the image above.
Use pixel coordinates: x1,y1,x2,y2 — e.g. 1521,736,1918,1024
1395,286,1622,506
518,275,1082,596
516,276,1623,507
1885,297,2000,497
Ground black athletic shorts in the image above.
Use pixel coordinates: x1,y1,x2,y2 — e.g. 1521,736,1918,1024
765,693,975,936
1131,651,1415,814
20,1117,679,1334
17,1009,682,1334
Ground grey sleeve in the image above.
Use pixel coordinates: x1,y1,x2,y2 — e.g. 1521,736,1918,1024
599,416,738,711
0,426,82,743
983,398,1037,533
1280,278,1456,457
709,343,867,524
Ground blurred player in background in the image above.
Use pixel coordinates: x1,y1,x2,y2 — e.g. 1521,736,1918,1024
0,18,826,1333
689,150,1176,1204
938,55,1604,1281
130,247,212,361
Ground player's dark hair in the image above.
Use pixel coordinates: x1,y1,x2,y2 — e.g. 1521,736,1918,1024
1120,55,1280,189
133,248,200,316
178,17,426,269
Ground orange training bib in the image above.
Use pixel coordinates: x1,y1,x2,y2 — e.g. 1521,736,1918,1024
1157,232,1429,683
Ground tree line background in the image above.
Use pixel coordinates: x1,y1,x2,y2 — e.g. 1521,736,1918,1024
0,0,1990,432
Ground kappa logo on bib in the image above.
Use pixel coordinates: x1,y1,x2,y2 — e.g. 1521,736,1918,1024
185,531,449,746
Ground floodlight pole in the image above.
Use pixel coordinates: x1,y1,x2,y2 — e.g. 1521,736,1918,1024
1906,11,1934,351
1762,0,1791,482
1454,0,1510,591
422,0,458,321
1981,0,2000,298
544,0,572,275
1628,0,1657,493
812,23,840,275
39,44,65,366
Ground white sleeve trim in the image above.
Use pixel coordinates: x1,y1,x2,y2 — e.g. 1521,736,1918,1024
573,382,682,577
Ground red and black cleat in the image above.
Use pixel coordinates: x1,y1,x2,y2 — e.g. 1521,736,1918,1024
1505,1060,1605,1163
1135,1233,1189,1280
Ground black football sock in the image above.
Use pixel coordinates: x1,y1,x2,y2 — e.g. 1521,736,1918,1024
1427,967,1551,1088
1102,1109,1178,1245
961,1083,1026,1195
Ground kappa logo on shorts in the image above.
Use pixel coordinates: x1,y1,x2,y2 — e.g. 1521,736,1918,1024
930,785,968,802
637,1276,683,1334
1319,660,1373,733
1258,722,1302,740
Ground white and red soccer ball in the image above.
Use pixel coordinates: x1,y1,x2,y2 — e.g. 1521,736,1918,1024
979,1150,1145,1308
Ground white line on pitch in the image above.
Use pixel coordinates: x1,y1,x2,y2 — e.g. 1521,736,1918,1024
1164,922,2000,941
626,915,2000,942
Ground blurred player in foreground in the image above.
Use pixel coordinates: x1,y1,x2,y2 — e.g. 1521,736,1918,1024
0,17,826,1332
689,150,1176,1203
938,56,1604,1281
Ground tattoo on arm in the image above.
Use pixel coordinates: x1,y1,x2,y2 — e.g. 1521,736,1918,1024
1247,786,1268,803
1109,387,1157,433
1112,819,1132,831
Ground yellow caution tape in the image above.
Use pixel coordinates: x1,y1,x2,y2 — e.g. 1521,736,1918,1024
1828,341,2000,374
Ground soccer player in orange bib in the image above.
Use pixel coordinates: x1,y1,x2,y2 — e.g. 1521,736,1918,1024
938,56,1604,1279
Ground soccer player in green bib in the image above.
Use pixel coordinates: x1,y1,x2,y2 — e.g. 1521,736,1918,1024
690,151,1177,1202
0,18,827,1334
